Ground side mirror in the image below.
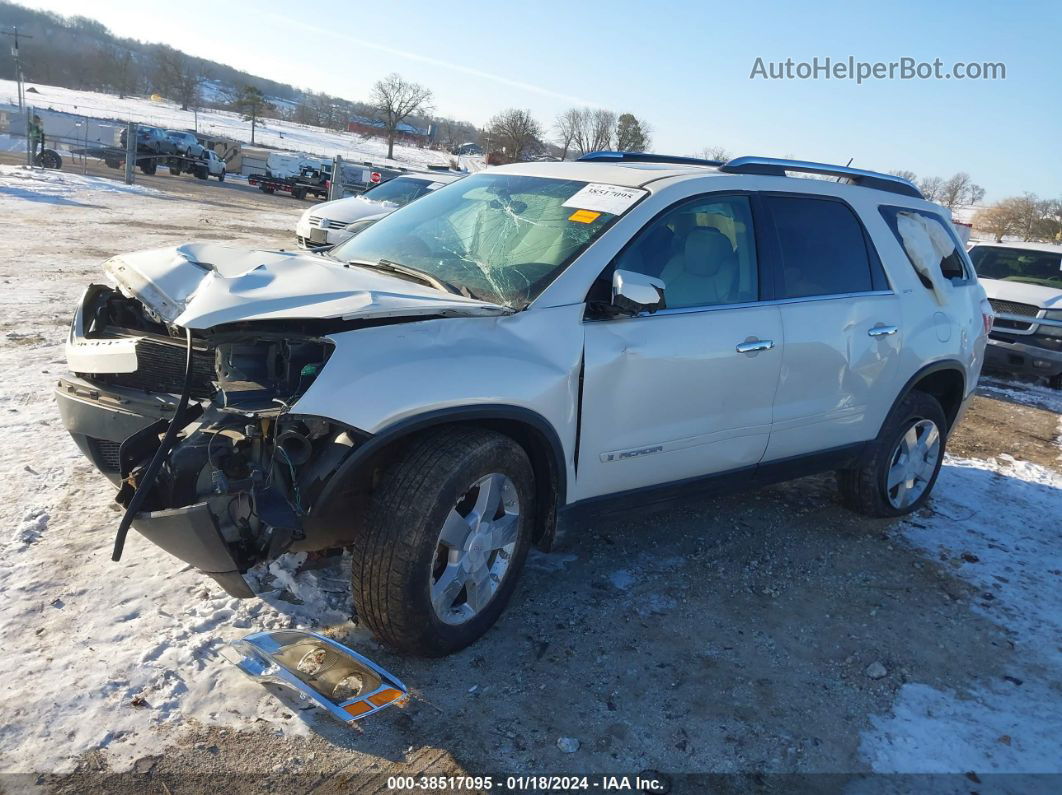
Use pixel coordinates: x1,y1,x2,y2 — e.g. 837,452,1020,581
612,269,666,316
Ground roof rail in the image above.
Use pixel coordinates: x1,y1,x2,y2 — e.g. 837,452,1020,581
577,150,725,167
719,156,923,199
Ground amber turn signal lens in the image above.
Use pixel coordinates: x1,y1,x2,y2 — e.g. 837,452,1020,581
342,700,373,717
367,688,404,707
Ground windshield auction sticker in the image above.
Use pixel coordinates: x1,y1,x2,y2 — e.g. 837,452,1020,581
563,183,647,215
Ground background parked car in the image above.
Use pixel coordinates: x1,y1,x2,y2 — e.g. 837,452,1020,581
294,171,463,248
968,241,1062,387
165,130,205,158
118,125,174,156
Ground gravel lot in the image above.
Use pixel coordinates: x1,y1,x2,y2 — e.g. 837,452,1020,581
1,166,1059,794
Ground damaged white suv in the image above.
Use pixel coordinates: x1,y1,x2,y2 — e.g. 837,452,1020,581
57,153,990,656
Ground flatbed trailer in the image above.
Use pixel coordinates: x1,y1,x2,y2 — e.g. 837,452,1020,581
248,171,329,200
85,145,214,178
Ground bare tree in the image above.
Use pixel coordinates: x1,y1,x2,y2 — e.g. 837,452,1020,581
938,172,985,209
370,73,433,159
973,193,1060,242
695,146,731,162
484,108,543,162
918,176,945,203
554,107,582,161
576,108,616,154
889,169,919,183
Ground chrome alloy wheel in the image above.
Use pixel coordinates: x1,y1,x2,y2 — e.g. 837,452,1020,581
886,419,941,509
430,473,520,625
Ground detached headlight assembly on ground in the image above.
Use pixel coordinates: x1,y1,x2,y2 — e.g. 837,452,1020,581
221,630,409,724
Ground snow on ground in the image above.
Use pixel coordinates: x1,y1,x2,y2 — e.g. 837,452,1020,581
1,78,478,171
0,168,372,774
0,164,160,200
860,452,1062,772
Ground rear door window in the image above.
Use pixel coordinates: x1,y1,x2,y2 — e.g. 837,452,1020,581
765,196,875,298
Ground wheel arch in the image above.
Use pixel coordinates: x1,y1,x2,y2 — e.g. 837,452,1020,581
312,405,567,551
890,360,967,432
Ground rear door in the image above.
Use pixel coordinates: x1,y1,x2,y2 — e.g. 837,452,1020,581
760,194,902,462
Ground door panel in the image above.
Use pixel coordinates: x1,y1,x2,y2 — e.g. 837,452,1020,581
574,305,783,502
764,294,901,461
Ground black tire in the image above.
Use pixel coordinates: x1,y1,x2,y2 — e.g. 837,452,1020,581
217,170,225,182
139,160,156,175
170,163,181,176
1049,373,1062,390
837,391,947,518
292,187,307,200
259,184,274,194
351,428,536,657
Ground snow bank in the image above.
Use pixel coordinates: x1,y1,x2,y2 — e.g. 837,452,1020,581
0,162,160,200
860,454,1062,772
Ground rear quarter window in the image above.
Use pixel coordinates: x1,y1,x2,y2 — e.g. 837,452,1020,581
879,206,972,287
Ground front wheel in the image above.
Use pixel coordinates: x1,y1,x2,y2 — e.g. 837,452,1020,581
837,391,947,517
351,428,535,656
217,170,225,182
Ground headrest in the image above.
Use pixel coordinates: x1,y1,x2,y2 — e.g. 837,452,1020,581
684,228,735,276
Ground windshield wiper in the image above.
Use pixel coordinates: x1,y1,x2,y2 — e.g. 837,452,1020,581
345,258,476,299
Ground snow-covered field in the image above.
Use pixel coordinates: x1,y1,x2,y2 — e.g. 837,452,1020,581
0,78,482,172
0,164,1059,779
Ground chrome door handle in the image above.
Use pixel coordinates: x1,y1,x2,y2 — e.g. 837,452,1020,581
736,339,775,354
868,325,898,337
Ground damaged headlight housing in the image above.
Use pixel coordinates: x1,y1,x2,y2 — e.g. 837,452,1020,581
222,630,408,723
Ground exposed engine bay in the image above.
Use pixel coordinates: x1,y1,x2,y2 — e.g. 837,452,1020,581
61,284,361,596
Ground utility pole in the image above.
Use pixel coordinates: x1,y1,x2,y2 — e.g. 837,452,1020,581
1,28,33,112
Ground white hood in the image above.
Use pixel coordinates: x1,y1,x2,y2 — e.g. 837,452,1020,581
104,243,509,330
979,277,1062,309
313,195,397,225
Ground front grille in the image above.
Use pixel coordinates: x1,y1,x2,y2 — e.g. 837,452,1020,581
308,215,347,230
994,318,1035,332
989,299,1039,318
89,437,121,472
94,338,215,398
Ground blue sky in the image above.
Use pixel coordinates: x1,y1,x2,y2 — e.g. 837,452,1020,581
28,0,1062,200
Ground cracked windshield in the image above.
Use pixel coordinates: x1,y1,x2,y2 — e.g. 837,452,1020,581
327,173,620,308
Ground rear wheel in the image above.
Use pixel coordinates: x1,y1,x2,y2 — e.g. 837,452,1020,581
837,391,947,517
139,159,156,175
351,428,535,656
170,163,181,176
217,170,225,182
1049,373,1062,390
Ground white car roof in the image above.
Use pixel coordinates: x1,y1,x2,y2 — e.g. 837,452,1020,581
969,241,1062,254
485,160,937,209
489,160,710,188
400,171,463,183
